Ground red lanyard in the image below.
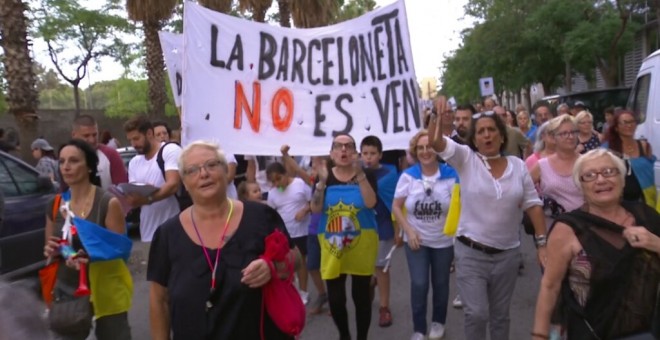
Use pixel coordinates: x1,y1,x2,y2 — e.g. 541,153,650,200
190,199,234,290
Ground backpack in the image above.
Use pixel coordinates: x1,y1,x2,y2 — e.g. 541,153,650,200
156,142,193,210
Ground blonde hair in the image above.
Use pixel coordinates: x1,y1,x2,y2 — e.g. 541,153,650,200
408,129,429,162
546,114,576,135
178,140,228,177
516,110,531,129
575,110,593,123
572,148,626,188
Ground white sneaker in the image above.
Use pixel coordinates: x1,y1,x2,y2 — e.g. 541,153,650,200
410,332,425,340
452,294,463,308
429,322,445,339
299,290,309,305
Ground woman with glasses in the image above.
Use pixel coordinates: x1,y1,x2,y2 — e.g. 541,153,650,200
392,130,458,340
575,111,601,154
605,110,657,207
427,97,546,340
530,115,584,230
147,141,296,339
533,149,660,340
310,134,378,340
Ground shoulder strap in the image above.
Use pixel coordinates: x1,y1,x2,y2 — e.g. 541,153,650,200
95,190,114,227
51,194,61,221
156,142,174,180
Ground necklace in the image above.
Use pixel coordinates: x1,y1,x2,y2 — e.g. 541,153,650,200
476,152,502,170
72,186,95,218
191,199,234,311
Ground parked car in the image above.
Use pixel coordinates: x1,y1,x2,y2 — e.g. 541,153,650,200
541,87,631,129
629,48,660,195
116,146,140,231
117,146,137,170
0,150,56,280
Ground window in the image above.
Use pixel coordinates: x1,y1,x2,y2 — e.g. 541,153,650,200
629,74,651,123
0,155,39,197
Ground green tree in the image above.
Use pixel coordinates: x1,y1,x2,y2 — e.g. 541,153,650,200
334,0,376,23
34,0,132,116
0,0,40,160
126,0,178,119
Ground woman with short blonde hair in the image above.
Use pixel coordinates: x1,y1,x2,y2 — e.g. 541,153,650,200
575,110,601,153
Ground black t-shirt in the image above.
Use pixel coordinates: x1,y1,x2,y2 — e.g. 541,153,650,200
326,168,378,196
147,201,293,340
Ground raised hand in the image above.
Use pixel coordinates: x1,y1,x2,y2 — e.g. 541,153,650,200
428,96,450,153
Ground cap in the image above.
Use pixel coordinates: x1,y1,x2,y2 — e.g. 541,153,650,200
572,101,586,108
31,138,53,151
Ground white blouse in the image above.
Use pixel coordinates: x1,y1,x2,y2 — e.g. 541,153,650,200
438,137,542,249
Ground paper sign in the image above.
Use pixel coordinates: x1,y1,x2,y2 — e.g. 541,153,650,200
479,77,494,97
181,0,420,155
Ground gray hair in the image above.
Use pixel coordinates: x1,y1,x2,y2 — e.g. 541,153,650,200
533,121,550,153
0,279,52,340
178,141,229,177
572,148,626,189
557,103,569,112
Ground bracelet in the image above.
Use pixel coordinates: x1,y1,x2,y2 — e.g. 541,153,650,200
315,182,326,190
531,332,549,339
356,173,367,182
535,234,548,247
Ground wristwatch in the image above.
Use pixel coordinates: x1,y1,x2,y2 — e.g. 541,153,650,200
147,195,154,204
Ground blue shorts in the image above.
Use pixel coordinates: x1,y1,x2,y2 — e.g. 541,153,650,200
306,234,321,271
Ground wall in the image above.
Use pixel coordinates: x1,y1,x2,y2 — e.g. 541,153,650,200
0,110,180,164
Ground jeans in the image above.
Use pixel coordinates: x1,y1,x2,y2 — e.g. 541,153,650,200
404,244,454,334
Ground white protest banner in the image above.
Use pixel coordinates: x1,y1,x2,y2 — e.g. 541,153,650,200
158,31,183,107
182,0,419,155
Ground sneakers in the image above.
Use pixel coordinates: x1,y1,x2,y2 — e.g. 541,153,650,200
378,306,392,327
410,332,425,340
309,293,328,314
429,322,445,339
299,290,309,305
452,294,463,308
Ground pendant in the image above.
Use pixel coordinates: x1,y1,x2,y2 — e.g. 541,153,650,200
205,300,213,312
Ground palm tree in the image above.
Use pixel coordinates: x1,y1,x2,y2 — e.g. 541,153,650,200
126,0,177,118
239,0,273,22
0,0,40,161
199,0,232,13
291,0,339,28
278,0,291,27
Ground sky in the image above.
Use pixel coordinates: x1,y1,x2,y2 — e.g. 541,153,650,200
32,0,473,87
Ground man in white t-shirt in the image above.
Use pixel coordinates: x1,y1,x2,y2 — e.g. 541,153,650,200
71,115,128,189
124,116,182,242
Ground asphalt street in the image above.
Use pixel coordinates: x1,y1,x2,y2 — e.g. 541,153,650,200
123,230,542,340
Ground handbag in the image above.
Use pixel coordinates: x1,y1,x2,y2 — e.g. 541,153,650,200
48,295,93,334
259,229,305,338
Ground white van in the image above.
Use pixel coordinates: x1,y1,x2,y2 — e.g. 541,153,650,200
630,49,660,192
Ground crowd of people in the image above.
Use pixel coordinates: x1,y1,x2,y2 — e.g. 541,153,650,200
14,95,659,340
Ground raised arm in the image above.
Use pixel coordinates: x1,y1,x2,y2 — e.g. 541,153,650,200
280,145,313,184
310,160,328,213
428,96,450,153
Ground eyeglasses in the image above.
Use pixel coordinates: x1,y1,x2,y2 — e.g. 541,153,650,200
619,120,636,127
416,144,433,152
183,159,224,177
472,111,496,119
332,142,356,151
554,130,579,139
580,167,620,182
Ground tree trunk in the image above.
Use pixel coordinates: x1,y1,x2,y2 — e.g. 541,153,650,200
144,20,167,118
596,57,620,87
0,0,40,161
564,60,572,93
278,0,291,27
73,84,81,117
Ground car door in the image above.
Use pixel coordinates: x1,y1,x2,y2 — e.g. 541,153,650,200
0,153,54,275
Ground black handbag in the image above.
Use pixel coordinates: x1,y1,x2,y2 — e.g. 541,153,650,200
48,295,93,335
